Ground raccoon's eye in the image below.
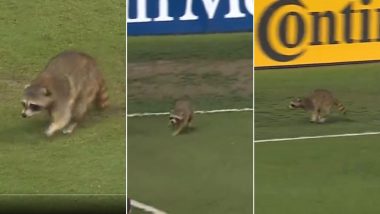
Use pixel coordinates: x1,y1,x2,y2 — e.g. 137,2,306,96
29,104,41,111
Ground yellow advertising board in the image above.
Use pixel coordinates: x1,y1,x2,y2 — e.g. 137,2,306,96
255,0,380,68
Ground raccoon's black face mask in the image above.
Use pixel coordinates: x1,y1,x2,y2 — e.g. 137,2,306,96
21,101,43,118
169,116,179,125
289,98,303,109
169,114,183,126
21,85,52,118
28,103,42,111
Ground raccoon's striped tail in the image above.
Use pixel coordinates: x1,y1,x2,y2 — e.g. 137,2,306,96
334,99,347,114
96,78,109,109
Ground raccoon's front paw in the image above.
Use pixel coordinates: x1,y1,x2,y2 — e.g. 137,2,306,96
45,128,55,137
62,128,73,134
62,123,77,134
45,123,62,137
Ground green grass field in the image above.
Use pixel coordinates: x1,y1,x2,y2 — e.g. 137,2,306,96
129,112,252,213
255,63,380,213
128,32,253,113
128,33,253,213
0,0,125,211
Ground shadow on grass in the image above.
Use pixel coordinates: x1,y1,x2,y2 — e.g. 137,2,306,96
297,116,355,125
168,126,196,136
0,120,46,144
183,126,196,134
0,106,124,144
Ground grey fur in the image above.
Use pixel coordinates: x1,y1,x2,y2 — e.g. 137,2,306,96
21,51,108,137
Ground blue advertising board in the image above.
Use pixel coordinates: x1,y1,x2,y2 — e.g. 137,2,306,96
127,0,253,36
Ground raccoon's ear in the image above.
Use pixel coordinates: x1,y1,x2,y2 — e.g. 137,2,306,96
24,84,30,89
41,87,51,96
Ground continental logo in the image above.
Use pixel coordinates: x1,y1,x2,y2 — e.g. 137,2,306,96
255,0,380,67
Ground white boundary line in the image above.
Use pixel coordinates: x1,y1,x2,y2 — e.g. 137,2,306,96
127,108,253,117
131,199,168,214
255,131,380,143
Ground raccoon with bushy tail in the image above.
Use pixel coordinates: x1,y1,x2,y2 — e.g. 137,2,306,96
21,51,109,137
289,89,346,123
169,96,193,136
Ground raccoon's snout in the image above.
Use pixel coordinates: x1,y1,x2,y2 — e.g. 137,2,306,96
21,108,40,118
289,103,296,109
170,118,177,125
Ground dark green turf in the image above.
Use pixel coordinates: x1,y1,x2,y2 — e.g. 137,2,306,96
0,0,125,203
255,63,380,214
256,136,380,214
127,32,253,113
255,63,380,140
128,31,253,212
128,32,253,62
128,112,253,213
0,195,125,213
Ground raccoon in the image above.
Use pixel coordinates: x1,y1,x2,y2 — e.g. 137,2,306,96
169,97,193,136
289,89,346,123
21,51,109,136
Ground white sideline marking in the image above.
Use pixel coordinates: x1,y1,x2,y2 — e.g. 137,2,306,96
255,131,380,143
127,108,253,117
131,199,168,214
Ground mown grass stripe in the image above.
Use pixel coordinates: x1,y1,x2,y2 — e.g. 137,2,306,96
127,108,253,117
